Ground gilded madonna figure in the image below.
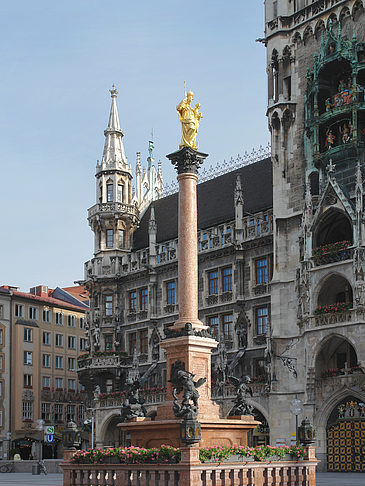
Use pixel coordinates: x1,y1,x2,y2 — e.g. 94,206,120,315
176,90,203,150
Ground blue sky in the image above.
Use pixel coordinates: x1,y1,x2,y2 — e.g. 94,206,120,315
0,1,269,291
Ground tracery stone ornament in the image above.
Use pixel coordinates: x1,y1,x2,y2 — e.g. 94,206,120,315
120,378,147,422
169,360,206,420
227,376,253,416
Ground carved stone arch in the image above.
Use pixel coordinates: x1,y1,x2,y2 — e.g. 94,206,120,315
270,111,281,132
106,177,113,184
98,411,123,446
292,31,302,45
303,25,314,45
314,19,326,40
352,0,364,19
313,387,365,428
309,332,359,369
326,13,338,30
312,205,353,248
339,6,351,22
282,109,293,130
249,401,270,425
313,270,353,310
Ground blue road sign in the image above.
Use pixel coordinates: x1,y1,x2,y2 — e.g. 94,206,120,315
46,434,54,443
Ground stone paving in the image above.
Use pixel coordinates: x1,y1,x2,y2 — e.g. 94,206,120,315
0,471,362,485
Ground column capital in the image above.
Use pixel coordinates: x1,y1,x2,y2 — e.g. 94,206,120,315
166,146,208,175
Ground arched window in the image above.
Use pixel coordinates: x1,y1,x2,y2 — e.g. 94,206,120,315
309,172,319,195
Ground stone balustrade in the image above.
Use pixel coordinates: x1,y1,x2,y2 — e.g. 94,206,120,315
98,392,166,409
78,355,122,371
88,202,139,219
62,452,318,486
312,310,353,327
312,247,353,267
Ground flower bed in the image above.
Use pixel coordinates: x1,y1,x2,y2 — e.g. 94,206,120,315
312,240,351,258
71,444,306,465
71,445,181,464
200,444,305,462
314,302,351,315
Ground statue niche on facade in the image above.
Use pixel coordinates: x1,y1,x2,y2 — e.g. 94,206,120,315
169,360,206,419
176,87,203,150
228,375,253,416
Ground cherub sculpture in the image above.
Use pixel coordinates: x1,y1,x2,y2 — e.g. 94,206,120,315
228,375,253,416
169,360,206,419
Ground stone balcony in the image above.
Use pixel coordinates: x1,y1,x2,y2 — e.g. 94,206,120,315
97,392,166,410
310,309,354,328
312,247,353,267
77,353,129,372
88,202,138,219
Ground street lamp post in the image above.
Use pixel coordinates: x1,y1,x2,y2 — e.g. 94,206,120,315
84,412,95,449
290,398,303,445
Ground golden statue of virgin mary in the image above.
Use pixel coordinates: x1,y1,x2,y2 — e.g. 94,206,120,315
176,89,203,150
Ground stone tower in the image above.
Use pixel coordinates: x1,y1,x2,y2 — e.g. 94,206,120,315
265,0,365,470
88,85,139,257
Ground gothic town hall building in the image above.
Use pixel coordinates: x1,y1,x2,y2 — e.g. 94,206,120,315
78,0,365,472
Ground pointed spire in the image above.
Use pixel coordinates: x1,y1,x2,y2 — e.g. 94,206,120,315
149,206,157,232
235,174,244,206
107,84,121,129
102,85,129,171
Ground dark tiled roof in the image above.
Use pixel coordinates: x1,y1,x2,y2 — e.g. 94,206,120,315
133,156,272,250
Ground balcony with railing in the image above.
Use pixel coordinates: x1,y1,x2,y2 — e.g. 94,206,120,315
88,202,139,219
77,352,129,371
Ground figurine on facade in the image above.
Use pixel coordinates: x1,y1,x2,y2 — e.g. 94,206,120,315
213,342,228,396
339,122,353,144
120,377,147,422
176,88,202,150
325,128,336,150
93,385,101,401
325,98,332,111
169,360,206,419
228,375,253,416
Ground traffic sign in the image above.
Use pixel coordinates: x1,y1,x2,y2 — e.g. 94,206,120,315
46,434,54,443
46,426,55,434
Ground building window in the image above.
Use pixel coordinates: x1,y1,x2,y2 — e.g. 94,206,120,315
23,374,32,388
42,308,51,323
140,330,148,354
66,405,75,421
55,356,64,369
28,306,38,320
42,354,51,368
0,355,3,370
80,338,87,351
208,270,219,295
105,334,113,351
256,258,268,285
24,351,33,365
42,376,51,389
79,317,85,329
118,229,125,249
256,306,269,335
0,381,2,397
67,315,76,327
129,291,137,312
68,336,76,349
55,333,63,347
166,281,176,305
55,377,63,390
0,329,3,345
117,184,123,202
55,312,63,325
68,357,76,371
15,304,24,317
42,331,51,345
106,229,114,248
104,295,113,316
24,328,33,343
128,333,137,355
223,314,233,341
78,406,85,424
68,379,76,391
54,404,63,422
208,316,219,339
222,267,232,292
107,183,113,202
41,403,51,421
0,305,3,319
140,288,148,311
22,401,33,421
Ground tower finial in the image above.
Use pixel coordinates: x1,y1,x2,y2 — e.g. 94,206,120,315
110,84,118,98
